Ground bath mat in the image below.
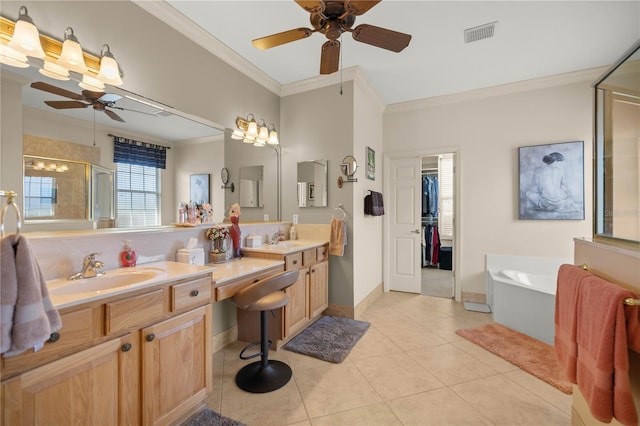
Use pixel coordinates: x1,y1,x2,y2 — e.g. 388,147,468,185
456,323,572,394
184,408,245,426
284,315,370,363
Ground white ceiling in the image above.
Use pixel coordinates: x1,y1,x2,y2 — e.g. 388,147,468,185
160,0,640,106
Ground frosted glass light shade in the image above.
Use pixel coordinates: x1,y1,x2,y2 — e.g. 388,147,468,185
79,74,105,91
246,120,258,138
57,27,88,74
0,44,29,68
39,59,70,80
96,45,123,86
7,7,45,59
268,129,279,145
231,129,244,140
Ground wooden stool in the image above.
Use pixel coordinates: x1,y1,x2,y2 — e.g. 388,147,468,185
231,269,299,393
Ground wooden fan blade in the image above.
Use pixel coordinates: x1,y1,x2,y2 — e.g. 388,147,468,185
320,40,340,75
30,81,83,100
352,24,411,52
295,0,325,14
44,100,89,109
344,0,380,16
81,90,105,101
104,109,125,122
252,28,314,50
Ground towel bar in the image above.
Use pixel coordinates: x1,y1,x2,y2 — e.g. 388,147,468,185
580,264,639,306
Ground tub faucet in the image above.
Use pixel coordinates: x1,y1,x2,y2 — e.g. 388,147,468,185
68,253,105,280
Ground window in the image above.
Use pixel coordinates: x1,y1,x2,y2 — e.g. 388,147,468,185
23,176,56,217
116,163,161,227
439,154,454,238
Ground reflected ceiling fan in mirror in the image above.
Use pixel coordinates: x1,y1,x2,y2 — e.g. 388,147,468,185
29,81,156,123
252,0,412,75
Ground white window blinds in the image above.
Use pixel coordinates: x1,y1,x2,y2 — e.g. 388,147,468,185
116,163,161,227
438,154,454,238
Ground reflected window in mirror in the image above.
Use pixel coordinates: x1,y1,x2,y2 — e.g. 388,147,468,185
297,159,328,207
594,39,640,245
116,163,161,227
23,155,89,220
239,165,263,208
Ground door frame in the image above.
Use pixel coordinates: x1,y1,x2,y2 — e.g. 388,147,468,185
383,147,462,302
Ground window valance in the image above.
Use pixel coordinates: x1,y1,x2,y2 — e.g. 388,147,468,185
111,134,169,169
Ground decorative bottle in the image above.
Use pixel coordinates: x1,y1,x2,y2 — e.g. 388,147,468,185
120,240,138,267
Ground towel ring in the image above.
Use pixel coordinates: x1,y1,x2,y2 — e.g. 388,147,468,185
332,204,346,219
0,190,22,239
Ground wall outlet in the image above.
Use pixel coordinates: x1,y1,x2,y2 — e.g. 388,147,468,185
264,214,269,221
293,214,299,224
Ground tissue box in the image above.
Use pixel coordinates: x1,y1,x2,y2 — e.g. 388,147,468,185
176,248,205,265
245,234,263,248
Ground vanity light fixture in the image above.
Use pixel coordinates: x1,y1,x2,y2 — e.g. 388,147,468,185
0,43,29,68
232,114,280,146
39,58,70,80
57,27,88,74
96,44,123,86
7,6,45,59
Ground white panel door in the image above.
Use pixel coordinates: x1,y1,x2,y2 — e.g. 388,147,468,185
388,157,421,293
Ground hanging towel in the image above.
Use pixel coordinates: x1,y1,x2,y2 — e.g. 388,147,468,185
554,264,592,383
364,191,385,216
329,218,346,256
575,275,639,426
1,234,62,357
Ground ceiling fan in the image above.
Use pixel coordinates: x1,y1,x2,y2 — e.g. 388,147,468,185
30,81,156,123
252,0,412,75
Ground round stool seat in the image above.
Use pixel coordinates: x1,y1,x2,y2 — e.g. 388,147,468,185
246,291,290,311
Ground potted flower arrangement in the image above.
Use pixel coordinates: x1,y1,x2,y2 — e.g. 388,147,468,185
205,225,229,263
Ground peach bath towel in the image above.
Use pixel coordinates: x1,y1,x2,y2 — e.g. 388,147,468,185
329,218,346,256
554,264,592,382
575,275,639,426
1,234,61,356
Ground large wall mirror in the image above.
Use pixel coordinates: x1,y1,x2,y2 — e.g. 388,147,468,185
593,39,640,245
297,159,328,207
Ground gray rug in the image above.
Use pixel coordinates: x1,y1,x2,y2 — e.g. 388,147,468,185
284,315,370,363
184,409,245,426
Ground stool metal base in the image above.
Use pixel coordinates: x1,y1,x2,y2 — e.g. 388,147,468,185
235,360,292,393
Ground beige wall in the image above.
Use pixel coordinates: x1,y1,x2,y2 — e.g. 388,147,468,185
383,76,596,296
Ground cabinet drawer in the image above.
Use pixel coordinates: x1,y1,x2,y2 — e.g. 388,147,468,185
215,266,284,301
171,276,212,311
302,249,316,267
316,245,328,262
105,289,165,334
285,253,303,270
1,307,100,378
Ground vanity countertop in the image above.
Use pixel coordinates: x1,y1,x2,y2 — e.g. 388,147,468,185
47,261,216,309
210,257,285,285
240,239,328,256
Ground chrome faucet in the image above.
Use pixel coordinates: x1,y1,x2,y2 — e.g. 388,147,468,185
68,253,105,280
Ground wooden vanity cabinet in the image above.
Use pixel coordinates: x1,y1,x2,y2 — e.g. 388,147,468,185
240,244,329,348
1,273,213,426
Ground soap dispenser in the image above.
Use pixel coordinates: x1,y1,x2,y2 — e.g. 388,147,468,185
120,240,138,267
289,225,297,240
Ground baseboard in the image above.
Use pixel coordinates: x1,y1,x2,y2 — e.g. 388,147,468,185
212,325,237,353
325,304,354,319
461,291,486,304
354,282,383,319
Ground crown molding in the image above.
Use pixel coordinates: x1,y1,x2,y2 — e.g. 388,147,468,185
385,66,609,114
132,0,281,96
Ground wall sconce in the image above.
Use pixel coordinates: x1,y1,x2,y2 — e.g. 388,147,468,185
220,167,235,192
0,6,124,89
231,113,279,146
337,155,358,188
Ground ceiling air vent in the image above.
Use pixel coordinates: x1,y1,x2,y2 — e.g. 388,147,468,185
464,21,497,43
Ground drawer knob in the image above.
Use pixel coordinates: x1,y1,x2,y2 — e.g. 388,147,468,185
121,343,132,352
48,332,60,343
190,289,199,297
293,260,298,265
146,333,155,342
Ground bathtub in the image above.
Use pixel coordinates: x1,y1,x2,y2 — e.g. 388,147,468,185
486,254,571,345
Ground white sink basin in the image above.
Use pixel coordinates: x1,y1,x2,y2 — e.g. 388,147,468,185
49,267,164,296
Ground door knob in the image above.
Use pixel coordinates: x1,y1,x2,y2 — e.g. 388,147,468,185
411,229,420,234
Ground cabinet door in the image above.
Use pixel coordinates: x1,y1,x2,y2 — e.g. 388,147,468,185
2,334,137,426
309,260,329,318
141,305,212,426
284,268,310,338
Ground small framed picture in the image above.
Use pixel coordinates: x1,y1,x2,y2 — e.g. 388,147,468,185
518,141,584,220
308,183,315,201
366,146,375,180
190,173,210,204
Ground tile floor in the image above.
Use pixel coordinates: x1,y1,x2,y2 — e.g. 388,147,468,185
205,291,572,425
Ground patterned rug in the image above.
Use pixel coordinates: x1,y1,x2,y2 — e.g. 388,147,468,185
456,323,572,394
184,409,245,426
284,315,370,363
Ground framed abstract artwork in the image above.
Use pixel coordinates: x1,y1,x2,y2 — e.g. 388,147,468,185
190,173,210,205
518,141,584,220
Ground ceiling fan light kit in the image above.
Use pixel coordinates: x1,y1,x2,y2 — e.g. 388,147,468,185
233,114,280,146
1,6,124,90
252,0,412,75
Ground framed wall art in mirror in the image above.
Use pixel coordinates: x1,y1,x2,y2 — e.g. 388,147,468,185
518,141,584,220
190,174,210,205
